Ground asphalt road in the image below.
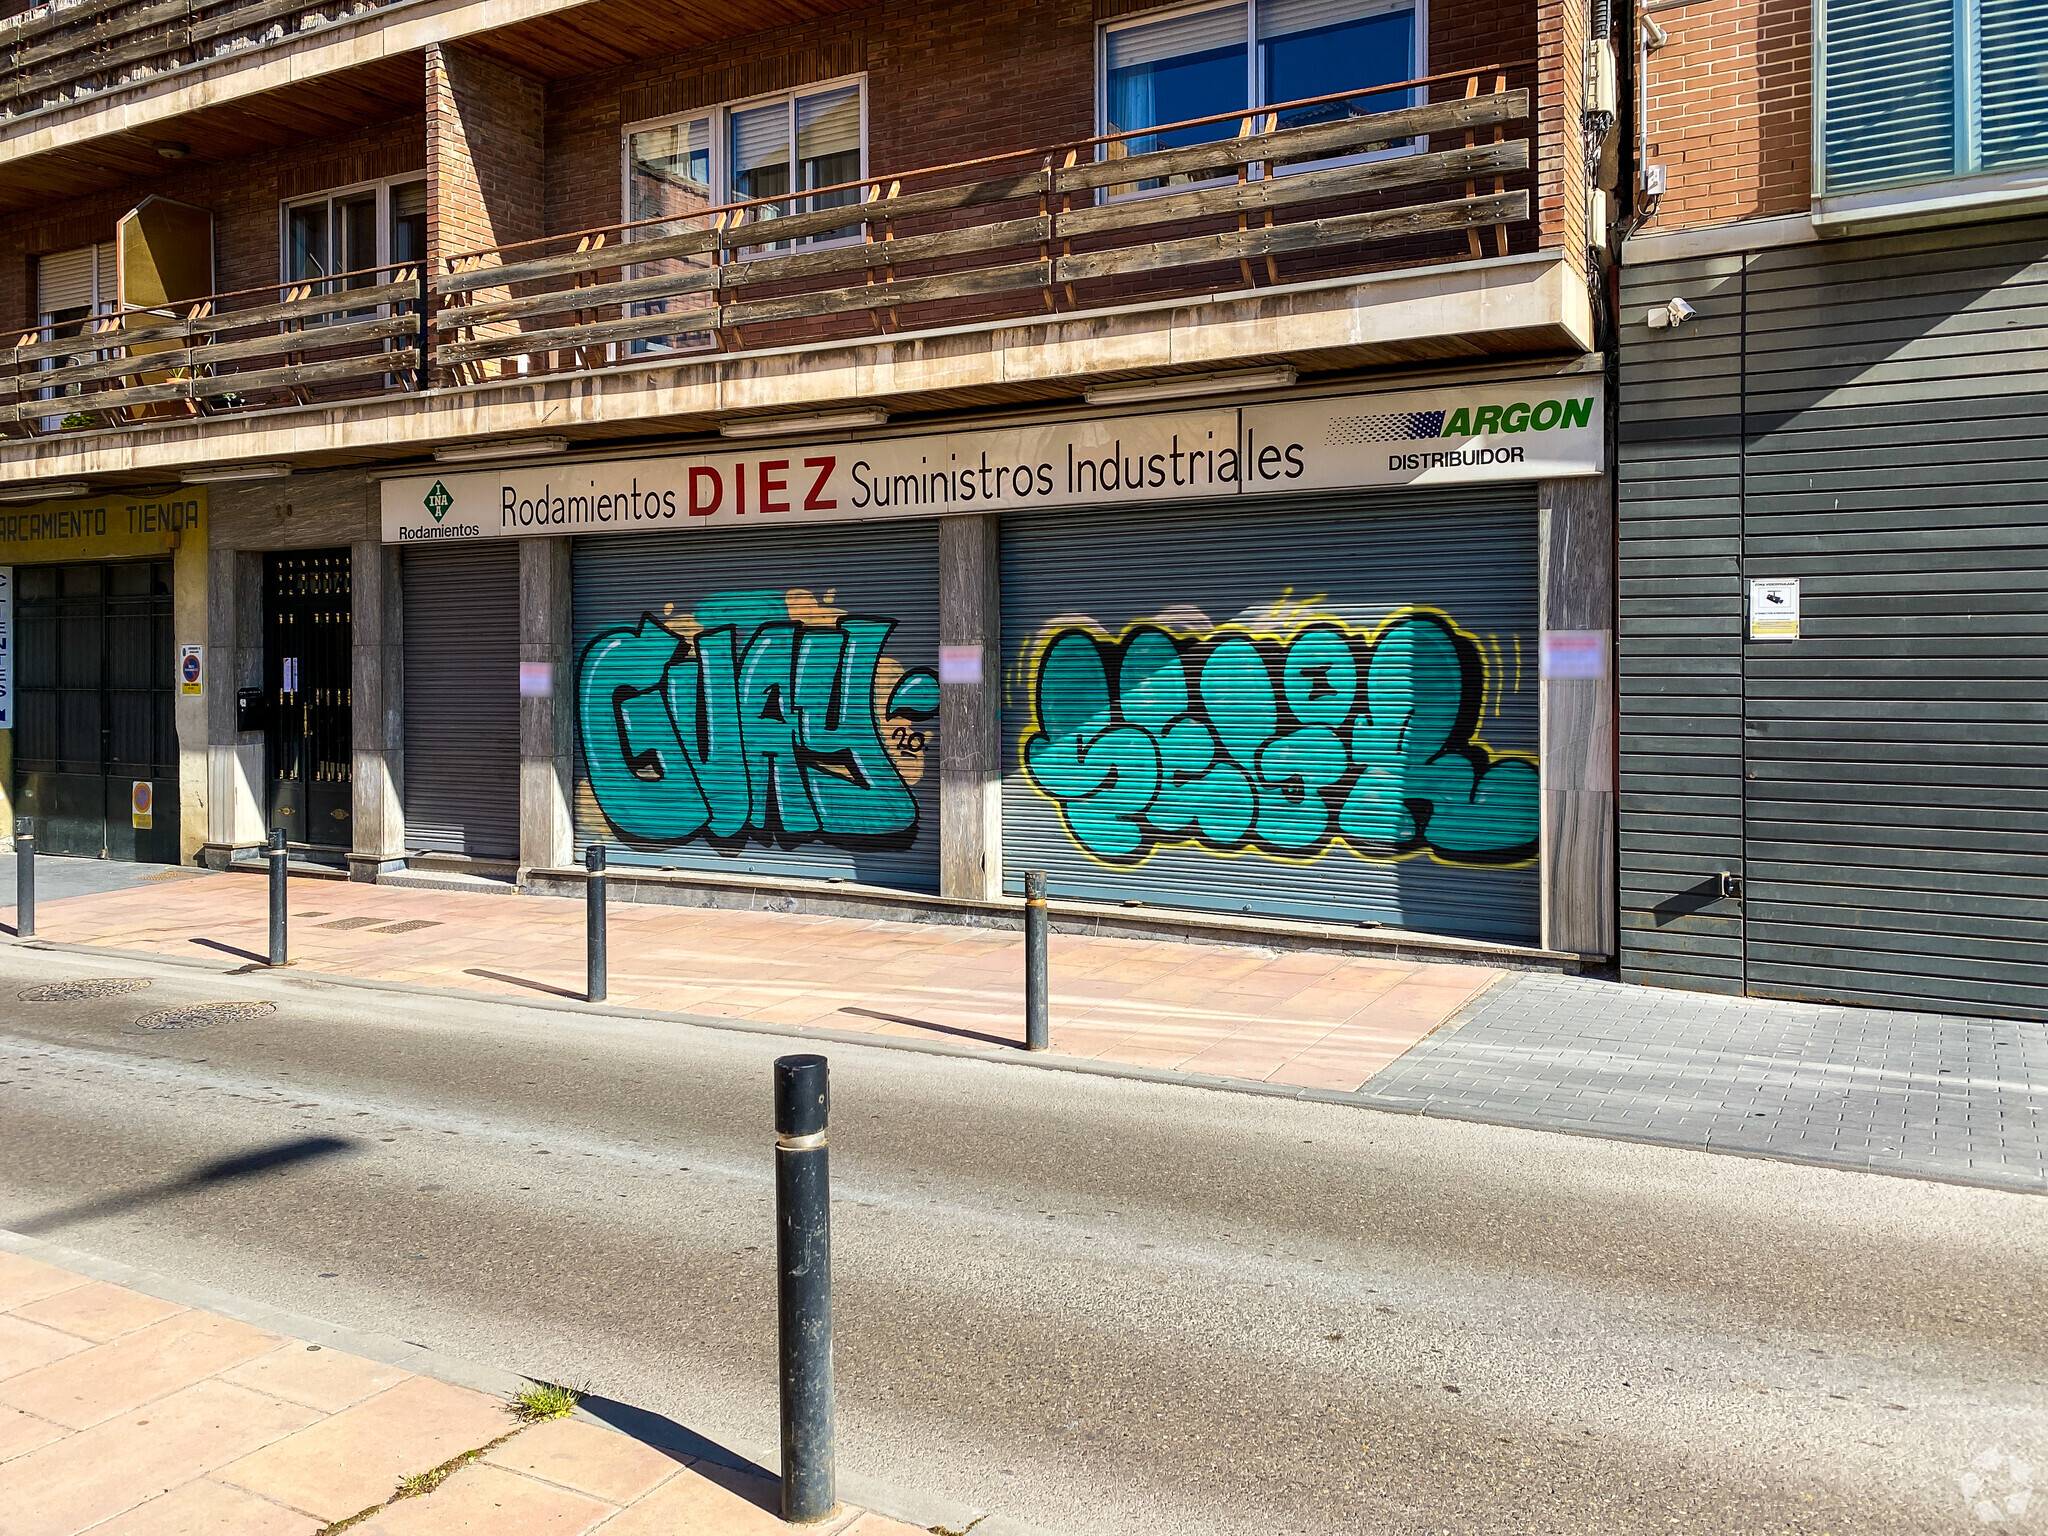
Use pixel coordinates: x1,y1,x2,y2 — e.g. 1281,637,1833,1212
0,941,2042,1535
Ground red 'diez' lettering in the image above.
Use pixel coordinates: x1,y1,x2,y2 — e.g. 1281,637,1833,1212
688,466,722,517
803,457,838,511
759,460,790,514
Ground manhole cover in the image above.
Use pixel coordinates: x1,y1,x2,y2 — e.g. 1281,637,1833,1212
19,978,154,1002
126,1000,278,1033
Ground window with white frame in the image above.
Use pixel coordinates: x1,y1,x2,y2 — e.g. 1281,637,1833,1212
1818,0,2048,196
280,176,427,304
1099,0,1423,191
622,77,866,350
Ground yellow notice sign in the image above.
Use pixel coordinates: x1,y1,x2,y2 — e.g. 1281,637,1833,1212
131,780,153,829
0,487,205,565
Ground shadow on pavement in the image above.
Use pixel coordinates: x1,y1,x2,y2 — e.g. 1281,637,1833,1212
576,1392,774,1483
13,1135,359,1235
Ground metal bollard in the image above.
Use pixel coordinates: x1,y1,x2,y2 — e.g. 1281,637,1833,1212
267,828,287,967
774,1053,835,1524
14,816,33,939
585,842,607,1003
1024,869,1049,1051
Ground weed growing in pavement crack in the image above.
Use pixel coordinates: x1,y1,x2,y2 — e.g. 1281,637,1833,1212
513,1380,584,1422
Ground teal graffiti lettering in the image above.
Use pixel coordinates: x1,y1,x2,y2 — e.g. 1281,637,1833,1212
577,611,937,849
1020,609,1537,867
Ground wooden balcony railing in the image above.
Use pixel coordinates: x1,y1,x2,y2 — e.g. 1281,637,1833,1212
0,0,411,118
3,262,423,431
1,67,1532,438
435,67,1532,384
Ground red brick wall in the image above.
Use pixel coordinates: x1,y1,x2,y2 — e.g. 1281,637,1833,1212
1536,0,1587,263
0,117,423,332
1641,0,1810,230
427,42,546,266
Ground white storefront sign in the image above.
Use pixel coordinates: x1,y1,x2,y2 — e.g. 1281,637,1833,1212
381,378,1604,546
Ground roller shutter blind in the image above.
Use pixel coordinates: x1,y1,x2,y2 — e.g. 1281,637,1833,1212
400,544,522,859
1001,488,1540,945
572,521,941,890
36,244,112,314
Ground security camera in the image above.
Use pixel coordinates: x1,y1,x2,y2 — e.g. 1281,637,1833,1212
1646,296,1697,329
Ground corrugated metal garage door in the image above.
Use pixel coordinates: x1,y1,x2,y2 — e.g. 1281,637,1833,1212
401,543,522,858
1619,217,2048,1021
1001,489,1541,944
573,522,941,890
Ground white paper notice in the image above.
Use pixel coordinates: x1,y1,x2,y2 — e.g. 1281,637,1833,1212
1749,578,1800,640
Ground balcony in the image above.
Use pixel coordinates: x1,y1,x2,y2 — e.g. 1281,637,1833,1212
0,66,1595,485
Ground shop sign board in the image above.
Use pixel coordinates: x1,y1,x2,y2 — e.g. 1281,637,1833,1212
0,488,204,564
380,378,1604,546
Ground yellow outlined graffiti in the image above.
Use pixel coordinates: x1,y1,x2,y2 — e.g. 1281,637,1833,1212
1013,601,1539,874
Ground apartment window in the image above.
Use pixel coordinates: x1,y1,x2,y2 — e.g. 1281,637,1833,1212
623,78,866,351
281,176,427,301
626,79,866,240
1100,0,1422,191
1819,0,2048,194
34,242,117,429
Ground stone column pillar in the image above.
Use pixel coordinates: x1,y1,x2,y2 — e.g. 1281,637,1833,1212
1539,473,1617,958
202,547,266,868
519,537,574,876
348,539,406,880
938,514,1002,901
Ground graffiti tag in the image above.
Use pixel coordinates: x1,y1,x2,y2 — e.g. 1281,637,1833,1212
579,605,940,849
1020,608,1537,866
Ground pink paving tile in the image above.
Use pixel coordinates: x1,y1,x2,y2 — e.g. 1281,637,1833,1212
0,1315,93,1381
481,1417,682,1504
12,1282,185,1344
6,1378,321,1536
588,1462,788,1536
352,1462,613,1534
216,1375,514,1522
95,1476,321,1536
0,1253,89,1311
221,1343,412,1414
0,1403,66,1462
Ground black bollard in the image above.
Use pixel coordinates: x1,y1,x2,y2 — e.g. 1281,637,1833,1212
267,828,287,967
774,1053,835,1524
14,816,33,939
1024,869,1049,1052
585,842,607,1003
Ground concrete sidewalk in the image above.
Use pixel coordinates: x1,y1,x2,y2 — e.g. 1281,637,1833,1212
0,1247,920,1536
9,868,1497,1095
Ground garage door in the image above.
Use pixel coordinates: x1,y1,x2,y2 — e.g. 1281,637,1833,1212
1002,488,1541,944
401,543,522,859
573,521,942,890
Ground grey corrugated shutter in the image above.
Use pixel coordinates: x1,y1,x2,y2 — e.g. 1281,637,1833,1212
1001,489,1540,945
401,544,522,858
36,245,98,314
1982,0,2048,170
572,521,941,890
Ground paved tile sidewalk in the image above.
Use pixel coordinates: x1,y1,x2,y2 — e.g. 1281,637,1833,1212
0,1248,920,1536
12,870,1498,1094
1362,970,2048,1193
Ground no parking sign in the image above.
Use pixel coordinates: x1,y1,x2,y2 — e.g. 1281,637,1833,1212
179,644,203,696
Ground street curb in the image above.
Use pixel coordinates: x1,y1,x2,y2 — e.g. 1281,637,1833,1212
11,935,2042,1201
0,1227,1042,1536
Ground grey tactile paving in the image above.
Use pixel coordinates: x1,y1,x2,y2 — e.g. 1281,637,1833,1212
1356,973,2048,1193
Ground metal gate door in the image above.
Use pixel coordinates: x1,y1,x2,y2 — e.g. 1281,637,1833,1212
572,522,942,890
1002,489,1541,944
401,543,521,859
264,549,353,850
14,559,178,863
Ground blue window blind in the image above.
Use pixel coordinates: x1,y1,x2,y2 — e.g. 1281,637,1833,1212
1821,0,2048,193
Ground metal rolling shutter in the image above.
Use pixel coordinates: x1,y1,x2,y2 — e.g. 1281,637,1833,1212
401,543,522,858
1738,220,2048,1020
1001,489,1540,945
572,521,942,890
